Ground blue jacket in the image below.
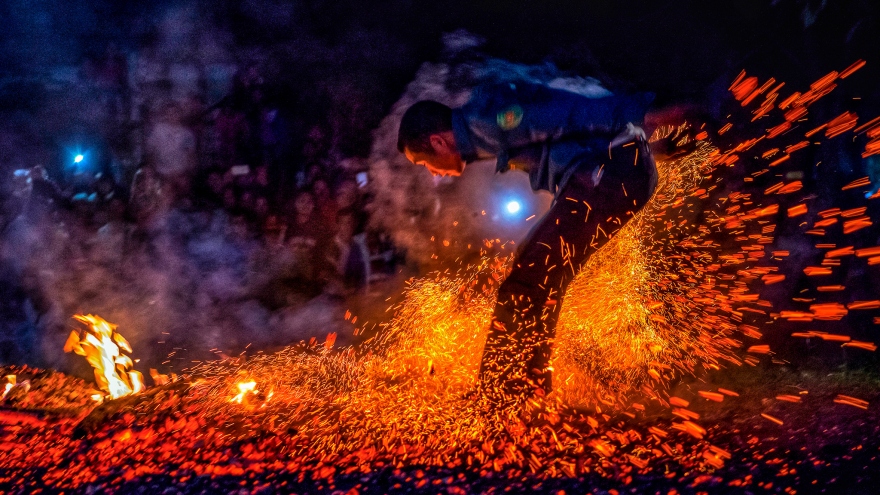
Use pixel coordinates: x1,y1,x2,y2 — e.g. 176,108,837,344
451,81,654,195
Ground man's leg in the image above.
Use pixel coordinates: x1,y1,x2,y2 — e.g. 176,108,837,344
479,139,656,404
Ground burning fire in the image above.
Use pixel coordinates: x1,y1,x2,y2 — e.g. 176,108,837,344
231,380,257,403
2,375,15,400
64,314,145,400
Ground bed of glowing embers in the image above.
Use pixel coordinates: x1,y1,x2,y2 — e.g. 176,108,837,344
3,63,880,494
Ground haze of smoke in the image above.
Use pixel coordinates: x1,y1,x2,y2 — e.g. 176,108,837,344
0,207,356,377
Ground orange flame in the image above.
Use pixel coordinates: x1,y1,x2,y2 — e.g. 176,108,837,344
64,314,144,400
1,375,15,400
231,381,257,404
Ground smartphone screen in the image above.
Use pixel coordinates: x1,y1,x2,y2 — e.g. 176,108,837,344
231,165,251,176
356,171,368,188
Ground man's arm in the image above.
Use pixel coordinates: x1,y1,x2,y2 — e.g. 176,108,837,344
461,81,654,154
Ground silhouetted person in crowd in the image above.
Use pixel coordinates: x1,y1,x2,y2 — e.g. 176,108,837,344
216,101,252,170
27,166,68,219
284,190,331,284
145,103,197,205
129,165,165,233
334,179,367,236
310,177,337,228
330,213,368,292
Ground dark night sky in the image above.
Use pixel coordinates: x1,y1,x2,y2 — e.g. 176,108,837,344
2,0,879,157
4,1,878,85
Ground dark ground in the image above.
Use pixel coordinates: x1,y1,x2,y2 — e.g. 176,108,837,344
1,361,879,494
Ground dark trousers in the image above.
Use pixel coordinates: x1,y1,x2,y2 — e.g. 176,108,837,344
478,138,657,403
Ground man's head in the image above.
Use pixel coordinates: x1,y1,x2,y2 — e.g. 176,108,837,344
397,100,464,177
292,190,315,217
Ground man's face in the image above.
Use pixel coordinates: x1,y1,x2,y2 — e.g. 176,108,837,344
404,148,463,177
404,132,464,177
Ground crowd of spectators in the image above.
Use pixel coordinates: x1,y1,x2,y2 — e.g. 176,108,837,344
1,48,401,310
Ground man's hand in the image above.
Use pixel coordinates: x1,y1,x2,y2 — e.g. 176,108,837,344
650,125,699,161
609,122,647,149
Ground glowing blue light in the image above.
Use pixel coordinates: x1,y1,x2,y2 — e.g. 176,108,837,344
506,201,521,214
73,154,84,163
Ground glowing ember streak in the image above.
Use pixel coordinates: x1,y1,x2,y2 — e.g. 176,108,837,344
64,314,144,400
848,300,880,310
765,182,784,194
782,311,814,321
841,177,871,190
842,217,872,234
777,181,803,194
698,391,724,402
842,341,877,351
732,76,758,101
754,204,779,217
783,106,807,122
785,140,810,154
729,69,747,90
825,111,858,138
825,246,854,258
808,304,848,321
855,116,880,135
589,439,616,457
766,122,791,139
864,139,880,158
768,154,790,167
779,92,801,109
673,420,706,439
856,246,880,257
786,204,807,217
761,413,784,425
841,207,867,217
811,71,838,91
834,394,869,410
738,324,763,339
839,59,866,79
805,124,827,138
761,148,779,159
776,395,801,403
803,267,832,276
